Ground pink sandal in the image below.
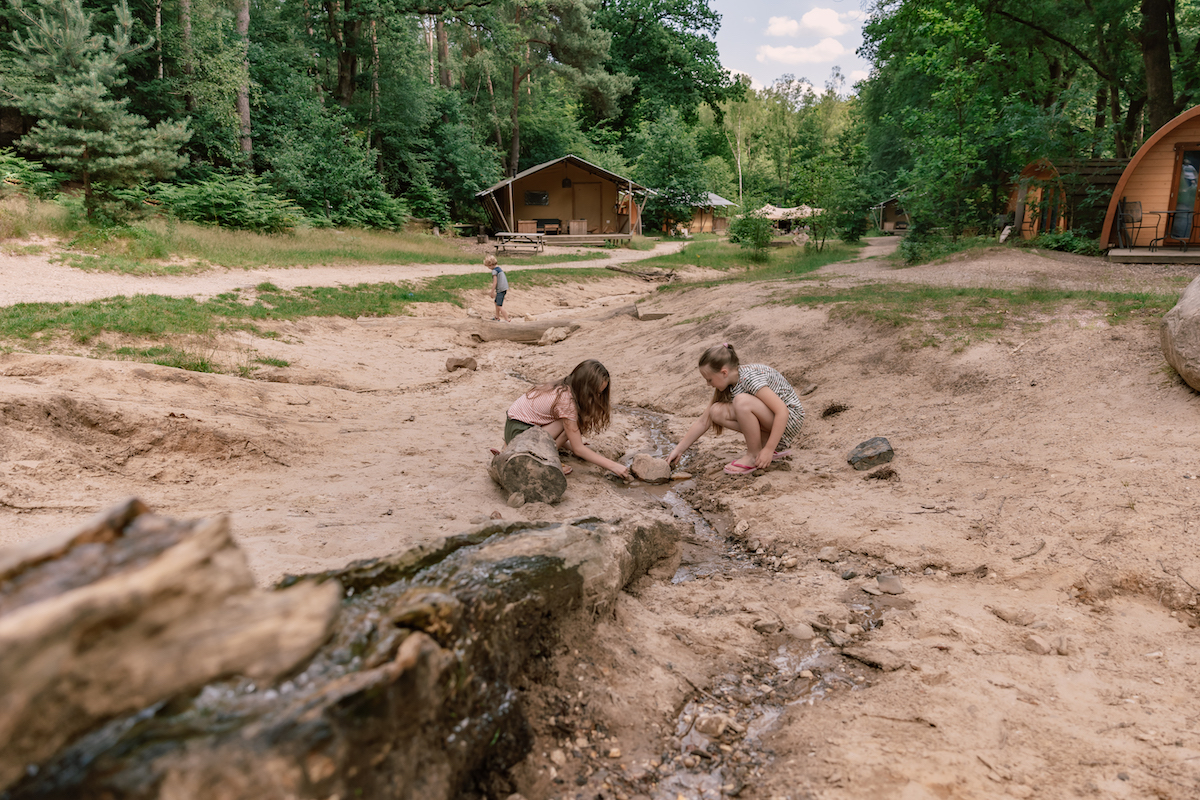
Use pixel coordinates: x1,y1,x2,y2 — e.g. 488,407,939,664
772,449,792,461
723,460,756,475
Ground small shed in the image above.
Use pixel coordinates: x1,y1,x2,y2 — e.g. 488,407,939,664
871,198,909,233
1101,106,1200,249
691,192,736,233
1009,158,1127,239
474,155,648,238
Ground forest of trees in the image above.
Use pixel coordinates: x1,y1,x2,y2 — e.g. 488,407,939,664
1,0,1199,239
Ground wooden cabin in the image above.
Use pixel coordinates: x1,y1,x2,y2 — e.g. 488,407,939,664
691,193,736,233
1101,106,1200,251
474,155,647,242
1009,158,1126,239
872,198,910,233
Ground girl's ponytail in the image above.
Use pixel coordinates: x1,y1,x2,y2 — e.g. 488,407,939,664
699,343,739,433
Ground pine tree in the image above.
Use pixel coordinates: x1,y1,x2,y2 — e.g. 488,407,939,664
3,0,190,217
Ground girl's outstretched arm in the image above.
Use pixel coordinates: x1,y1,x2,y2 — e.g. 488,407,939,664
667,406,713,466
563,418,629,479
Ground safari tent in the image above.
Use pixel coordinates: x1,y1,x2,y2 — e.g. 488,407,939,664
474,155,648,241
691,192,736,233
871,198,909,233
1101,105,1200,253
1008,158,1126,240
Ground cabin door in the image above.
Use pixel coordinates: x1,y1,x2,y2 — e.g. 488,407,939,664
573,183,602,234
1166,144,1200,246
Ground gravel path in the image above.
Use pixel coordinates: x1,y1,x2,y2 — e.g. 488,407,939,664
0,240,687,307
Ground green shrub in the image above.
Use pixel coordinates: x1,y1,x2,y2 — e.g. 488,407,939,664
727,213,773,262
149,174,306,234
0,148,61,199
1029,229,1101,257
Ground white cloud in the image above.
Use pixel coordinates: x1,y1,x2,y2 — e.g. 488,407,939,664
756,39,848,65
729,68,765,91
850,69,870,82
846,10,867,21
801,8,849,37
766,16,800,37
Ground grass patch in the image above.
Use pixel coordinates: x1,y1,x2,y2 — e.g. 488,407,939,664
645,240,862,292
780,283,1177,348
112,344,217,372
255,355,290,367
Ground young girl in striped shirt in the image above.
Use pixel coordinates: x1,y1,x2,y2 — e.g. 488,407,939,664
667,343,805,475
501,359,629,479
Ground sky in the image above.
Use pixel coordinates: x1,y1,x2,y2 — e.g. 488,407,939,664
709,0,874,94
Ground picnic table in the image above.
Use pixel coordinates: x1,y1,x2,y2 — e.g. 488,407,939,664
494,231,545,253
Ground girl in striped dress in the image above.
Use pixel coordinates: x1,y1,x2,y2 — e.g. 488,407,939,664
667,343,805,475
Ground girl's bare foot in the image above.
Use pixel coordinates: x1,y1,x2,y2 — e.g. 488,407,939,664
561,464,572,475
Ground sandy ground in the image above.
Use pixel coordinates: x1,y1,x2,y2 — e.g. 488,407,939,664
3,236,1200,799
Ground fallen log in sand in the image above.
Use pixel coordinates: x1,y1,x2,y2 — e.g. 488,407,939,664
0,499,341,794
468,319,580,343
488,426,568,504
2,502,681,800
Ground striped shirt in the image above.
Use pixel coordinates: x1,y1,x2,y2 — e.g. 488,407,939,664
731,364,805,447
507,386,576,426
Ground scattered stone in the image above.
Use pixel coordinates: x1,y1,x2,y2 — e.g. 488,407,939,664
827,630,852,647
490,511,503,519
635,306,670,321
607,748,621,759
817,546,839,562
470,514,489,524
842,645,908,672
789,623,815,640
848,437,895,470
1053,635,1073,656
1160,274,1200,391
488,427,567,505
537,326,572,346
1024,634,1054,655
693,714,729,737
841,570,858,580
861,585,882,596
630,454,671,483
507,492,526,508
799,669,814,679
445,356,478,372
734,520,751,536
753,618,783,634
989,606,1036,626
550,749,567,767
781,557,798,569
876,574,905,594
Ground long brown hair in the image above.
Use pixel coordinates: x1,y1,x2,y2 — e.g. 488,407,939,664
699,343,739,435
527,359,612,435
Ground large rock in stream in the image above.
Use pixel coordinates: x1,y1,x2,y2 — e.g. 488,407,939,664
1,500,682,800
1162,275,1200,391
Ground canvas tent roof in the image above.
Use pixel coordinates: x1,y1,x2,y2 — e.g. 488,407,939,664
753,203,817,219
475,154,648,198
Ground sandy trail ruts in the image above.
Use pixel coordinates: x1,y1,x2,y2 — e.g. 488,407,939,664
0,239,686,307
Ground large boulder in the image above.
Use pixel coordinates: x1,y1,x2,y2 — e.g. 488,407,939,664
0,499,341,794
488,427,568,504
1161,275,1200,391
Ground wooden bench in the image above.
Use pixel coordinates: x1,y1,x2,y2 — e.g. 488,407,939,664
494,232,545,253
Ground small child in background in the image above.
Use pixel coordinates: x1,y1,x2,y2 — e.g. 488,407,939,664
499,359,629,479
667,343,805,475
485,254,511,322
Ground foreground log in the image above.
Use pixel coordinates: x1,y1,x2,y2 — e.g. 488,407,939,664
488,427,568,504
0,499,341,794
5,510,682,800
1161,275,1200,391
468,319,580,343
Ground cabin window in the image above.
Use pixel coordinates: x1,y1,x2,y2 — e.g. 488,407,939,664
523,190,549,206
1168,145,1200,240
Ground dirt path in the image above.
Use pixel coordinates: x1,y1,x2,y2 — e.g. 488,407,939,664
3,237,1200,799
0,239,687,306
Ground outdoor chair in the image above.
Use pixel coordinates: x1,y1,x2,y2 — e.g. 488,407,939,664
1116,199,1159,249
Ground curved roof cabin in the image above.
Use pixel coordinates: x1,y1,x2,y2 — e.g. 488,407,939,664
1101,105,1200,250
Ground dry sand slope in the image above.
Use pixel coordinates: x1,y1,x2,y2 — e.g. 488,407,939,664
3,238,1200,798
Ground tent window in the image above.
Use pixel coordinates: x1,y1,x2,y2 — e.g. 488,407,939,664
524,190,549,206
1168,146,1200,240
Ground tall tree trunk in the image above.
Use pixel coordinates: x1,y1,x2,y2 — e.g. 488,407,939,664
155,0,163,79
180,0,193,111
1140,0,1176,133
237,0,252,156
436,17,451,88
509,64,521,177
1094,86,1107,156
